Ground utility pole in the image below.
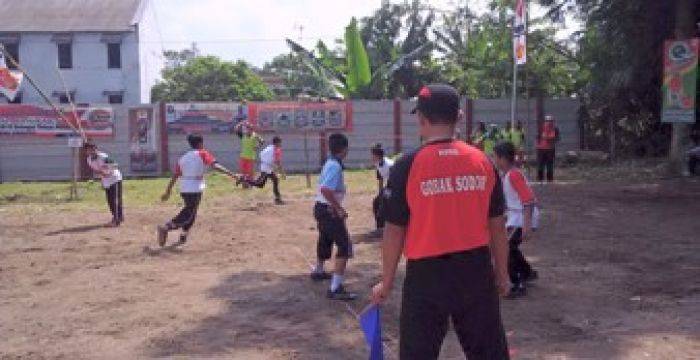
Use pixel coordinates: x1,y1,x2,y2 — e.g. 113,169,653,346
668,0,696,174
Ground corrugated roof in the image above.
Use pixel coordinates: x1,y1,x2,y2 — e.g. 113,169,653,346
0,0,144,32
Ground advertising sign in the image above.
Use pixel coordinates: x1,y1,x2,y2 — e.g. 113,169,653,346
129,107,157,172
252,101,352,133
165,102,248,134
0,105,114,136
662,39,698,123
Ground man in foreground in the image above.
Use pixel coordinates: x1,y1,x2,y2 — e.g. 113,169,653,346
371,84,511,359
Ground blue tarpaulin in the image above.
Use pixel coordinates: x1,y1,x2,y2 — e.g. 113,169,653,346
359,305,384,360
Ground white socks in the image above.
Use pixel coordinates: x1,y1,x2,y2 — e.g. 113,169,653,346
330,274,343,292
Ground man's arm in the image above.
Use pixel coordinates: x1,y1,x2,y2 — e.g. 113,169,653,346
162,172,179,201
212,162,237,179
488,166,509,296
320,187,346,218
371,223,406,304
370,153,412,304
489,216,510,296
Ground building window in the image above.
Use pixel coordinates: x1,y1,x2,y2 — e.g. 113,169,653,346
57,43,72,69
107,43,121,69
8,92,21,104
108,94,123,104
58,94,71,104
2,43,19,69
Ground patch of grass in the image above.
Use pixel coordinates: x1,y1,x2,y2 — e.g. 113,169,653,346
2,159,677,211
0,170,378,210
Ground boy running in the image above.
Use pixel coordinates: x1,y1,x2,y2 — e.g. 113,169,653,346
310,133,356,300
494,141,540,298
369,143,394,238
234,121,263,182
241,136,285,204
84,140,124,227
158,134,238,247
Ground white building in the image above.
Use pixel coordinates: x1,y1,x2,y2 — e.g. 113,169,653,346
0,0,163,105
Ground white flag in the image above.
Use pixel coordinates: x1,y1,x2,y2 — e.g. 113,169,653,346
514,0,527,65
0,51,23,101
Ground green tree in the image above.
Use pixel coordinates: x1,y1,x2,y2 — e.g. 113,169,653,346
151,56,273,102
541,0,700,154
434,1,583,99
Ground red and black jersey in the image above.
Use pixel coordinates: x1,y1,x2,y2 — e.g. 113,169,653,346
384,139,505,260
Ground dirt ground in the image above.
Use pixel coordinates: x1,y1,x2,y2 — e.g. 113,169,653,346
1,176,699,359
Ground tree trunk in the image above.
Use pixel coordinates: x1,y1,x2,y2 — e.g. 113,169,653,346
668,0,696,174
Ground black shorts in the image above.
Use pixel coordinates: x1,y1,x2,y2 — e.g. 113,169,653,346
313,202,352,260
400,246,509,359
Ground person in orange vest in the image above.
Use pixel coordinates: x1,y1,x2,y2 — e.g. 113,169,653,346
536,115,560,182
371,84,510,359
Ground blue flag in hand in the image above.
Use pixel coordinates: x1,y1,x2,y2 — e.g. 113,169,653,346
359,305,384,360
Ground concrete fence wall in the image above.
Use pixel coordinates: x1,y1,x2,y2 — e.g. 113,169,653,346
0,98,580,182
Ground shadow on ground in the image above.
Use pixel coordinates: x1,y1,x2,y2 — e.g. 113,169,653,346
45,223,106,236
146,271,369,359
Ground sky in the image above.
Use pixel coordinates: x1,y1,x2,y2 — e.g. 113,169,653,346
151,0,578,67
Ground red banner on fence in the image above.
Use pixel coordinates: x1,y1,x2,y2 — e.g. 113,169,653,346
250,101,352,133
0,104,114,137
129,107,158,172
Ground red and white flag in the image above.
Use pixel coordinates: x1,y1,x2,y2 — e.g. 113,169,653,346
0,51,23,101
514,0,527,65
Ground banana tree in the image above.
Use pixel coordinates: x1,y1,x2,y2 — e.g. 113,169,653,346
286,17,432,99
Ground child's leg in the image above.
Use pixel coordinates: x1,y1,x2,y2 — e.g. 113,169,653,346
246,172,269,188
181,193,202,232
509,228,533,283
270,173,281,201
372,193,385,229
546,150,555,182
329,215,352,291
536,150,546,181
115,181,124,223
508,228,522,284
168,193,199,230
313,204,333,274
105,183,118,223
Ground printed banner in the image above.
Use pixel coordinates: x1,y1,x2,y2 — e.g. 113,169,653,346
0,51,23,101
513,0,527,65
129,107,157,172
0,104,114,136
662,39,698,123
165,102,248,134
251,101,352,133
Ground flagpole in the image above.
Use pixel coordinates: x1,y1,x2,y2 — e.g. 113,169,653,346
511,56,517,129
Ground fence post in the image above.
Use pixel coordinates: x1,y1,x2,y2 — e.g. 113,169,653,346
319,131,327,167
465,98,474,143
159,102,169,175
393,98,402,154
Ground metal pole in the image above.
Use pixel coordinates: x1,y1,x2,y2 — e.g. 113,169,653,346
510,62,518,128
71,147,78,199
304,130,311,188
